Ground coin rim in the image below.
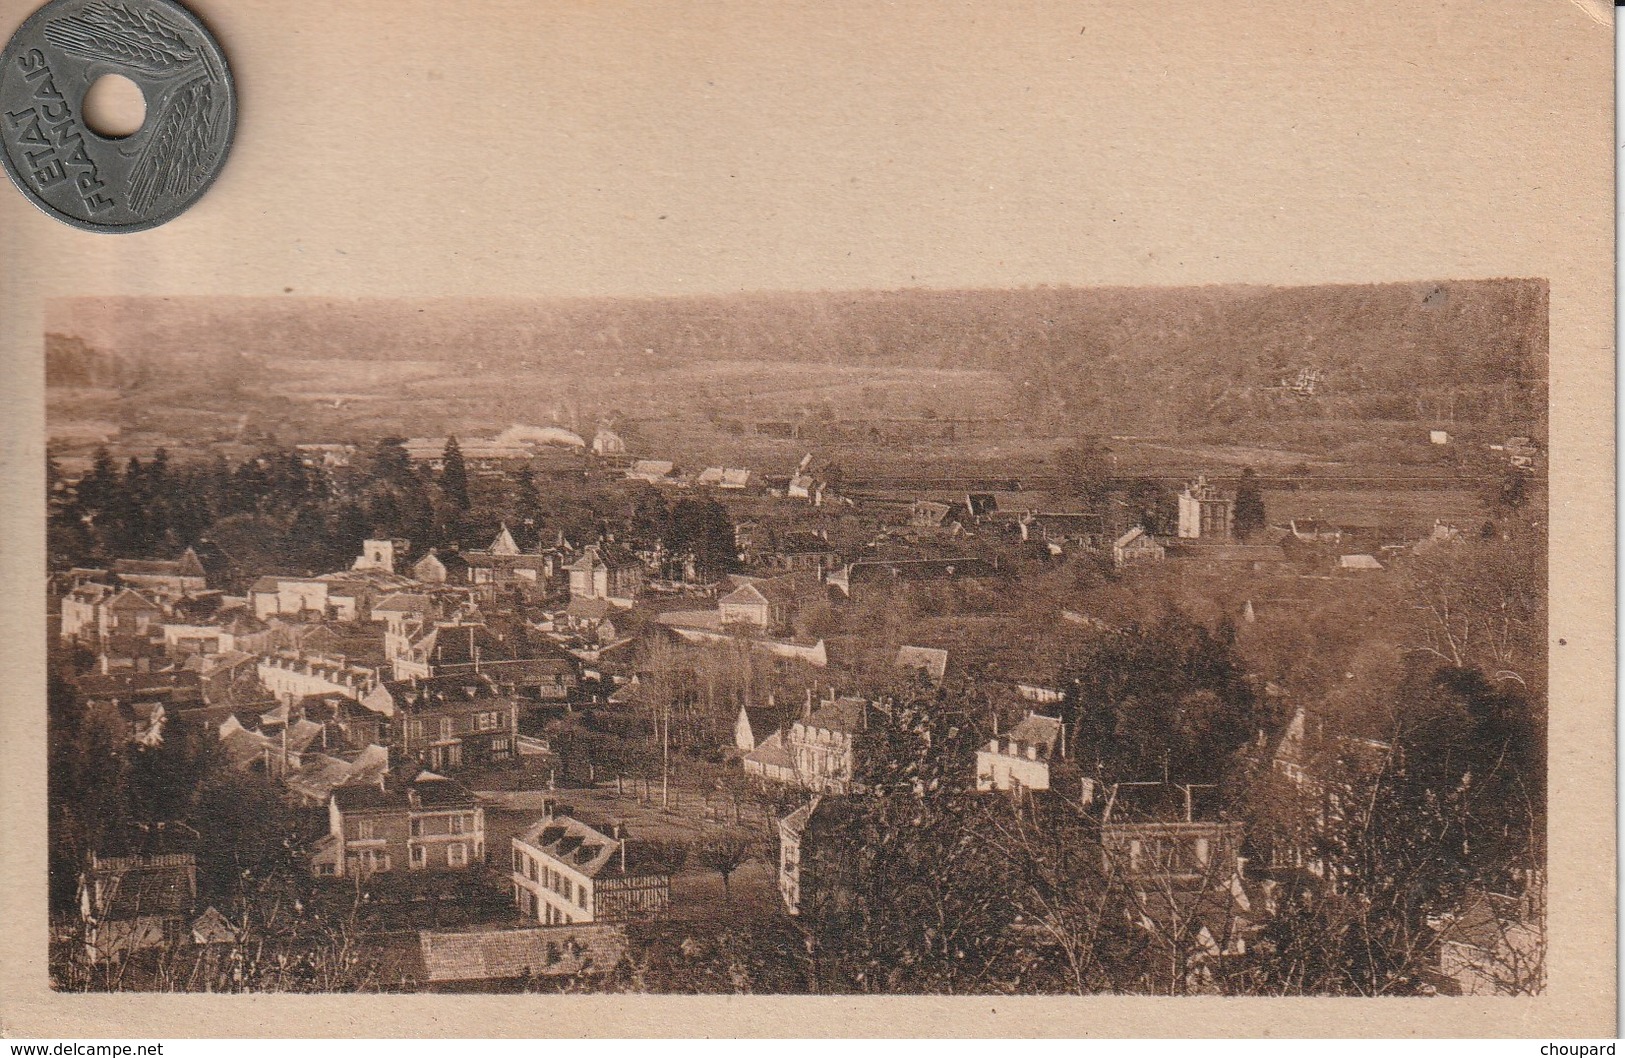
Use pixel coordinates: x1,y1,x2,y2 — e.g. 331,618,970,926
0,0,237,234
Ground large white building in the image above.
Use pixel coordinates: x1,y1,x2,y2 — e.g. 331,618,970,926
511,811,671,926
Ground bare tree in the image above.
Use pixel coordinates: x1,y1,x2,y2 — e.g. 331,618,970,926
696,832,756,907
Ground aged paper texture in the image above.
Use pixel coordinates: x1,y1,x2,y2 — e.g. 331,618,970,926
0,0,1613,1038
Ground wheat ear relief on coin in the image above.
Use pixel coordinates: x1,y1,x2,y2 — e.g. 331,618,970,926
1,0,234,232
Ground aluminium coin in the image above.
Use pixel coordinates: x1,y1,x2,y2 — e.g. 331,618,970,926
0,0,234,232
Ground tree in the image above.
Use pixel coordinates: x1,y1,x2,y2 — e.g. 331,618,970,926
512,467,543,527
1482,464,1529,516
1062,612,1264,788
370,436,413,490
1239,654,1544,997
1233,466,1266,538
668,497,736,581
440,436,470,510
696,832,755,906
790,693,1022,994
1060,436,1113,504
1403,528,1546,691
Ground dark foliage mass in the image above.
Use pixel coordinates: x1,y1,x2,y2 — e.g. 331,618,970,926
46,441,736,590
1062,613,1268,788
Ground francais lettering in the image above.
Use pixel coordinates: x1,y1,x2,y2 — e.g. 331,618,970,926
6,48,116,212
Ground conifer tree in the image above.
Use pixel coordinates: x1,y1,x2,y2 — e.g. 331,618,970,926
1233,466,1267,539
441,436,470,510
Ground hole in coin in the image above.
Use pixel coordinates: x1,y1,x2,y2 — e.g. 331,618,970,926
82,74,147,138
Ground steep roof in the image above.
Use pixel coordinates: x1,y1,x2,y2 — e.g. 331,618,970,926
895,645,949,683
286,754,356,802
190,906,240,944
515,814,668,881
741,704,785,738
1114,526,1154,549
719,582,770,608
107,588,162,612
778,799,816,841
574,543,641,572
798,696,869,735
745,729,792,771
488,525,520,556
1001,713,1063,759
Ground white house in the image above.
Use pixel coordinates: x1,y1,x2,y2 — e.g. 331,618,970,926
511,811,671,925
976,712,1064,793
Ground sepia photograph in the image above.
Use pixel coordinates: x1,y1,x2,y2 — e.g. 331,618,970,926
0,0,1612,1040
41,283,1548,997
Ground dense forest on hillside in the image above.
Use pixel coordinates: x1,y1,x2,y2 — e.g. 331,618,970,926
46,278,1546,443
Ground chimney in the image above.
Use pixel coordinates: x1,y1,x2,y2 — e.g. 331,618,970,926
1079,776,1095,808
803,688,812,719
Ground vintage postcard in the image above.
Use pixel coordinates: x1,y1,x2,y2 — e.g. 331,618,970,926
0,0,1613,1039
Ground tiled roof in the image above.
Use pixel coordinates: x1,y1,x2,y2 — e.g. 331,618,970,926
331,784,411,812
895,645,949,682
107,588,162,611
190,906,240,944
112,550,205,579
412,775,480,809
799,696,869,734
733,574,809,606
775,532,836,555
1002,713,1063,758
286,754,355,800
777,799,816,840
83,854,197,919
418,924,627,983
844,557,996,583
745,729,792,770
741,706,785,739
516,815,619,878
